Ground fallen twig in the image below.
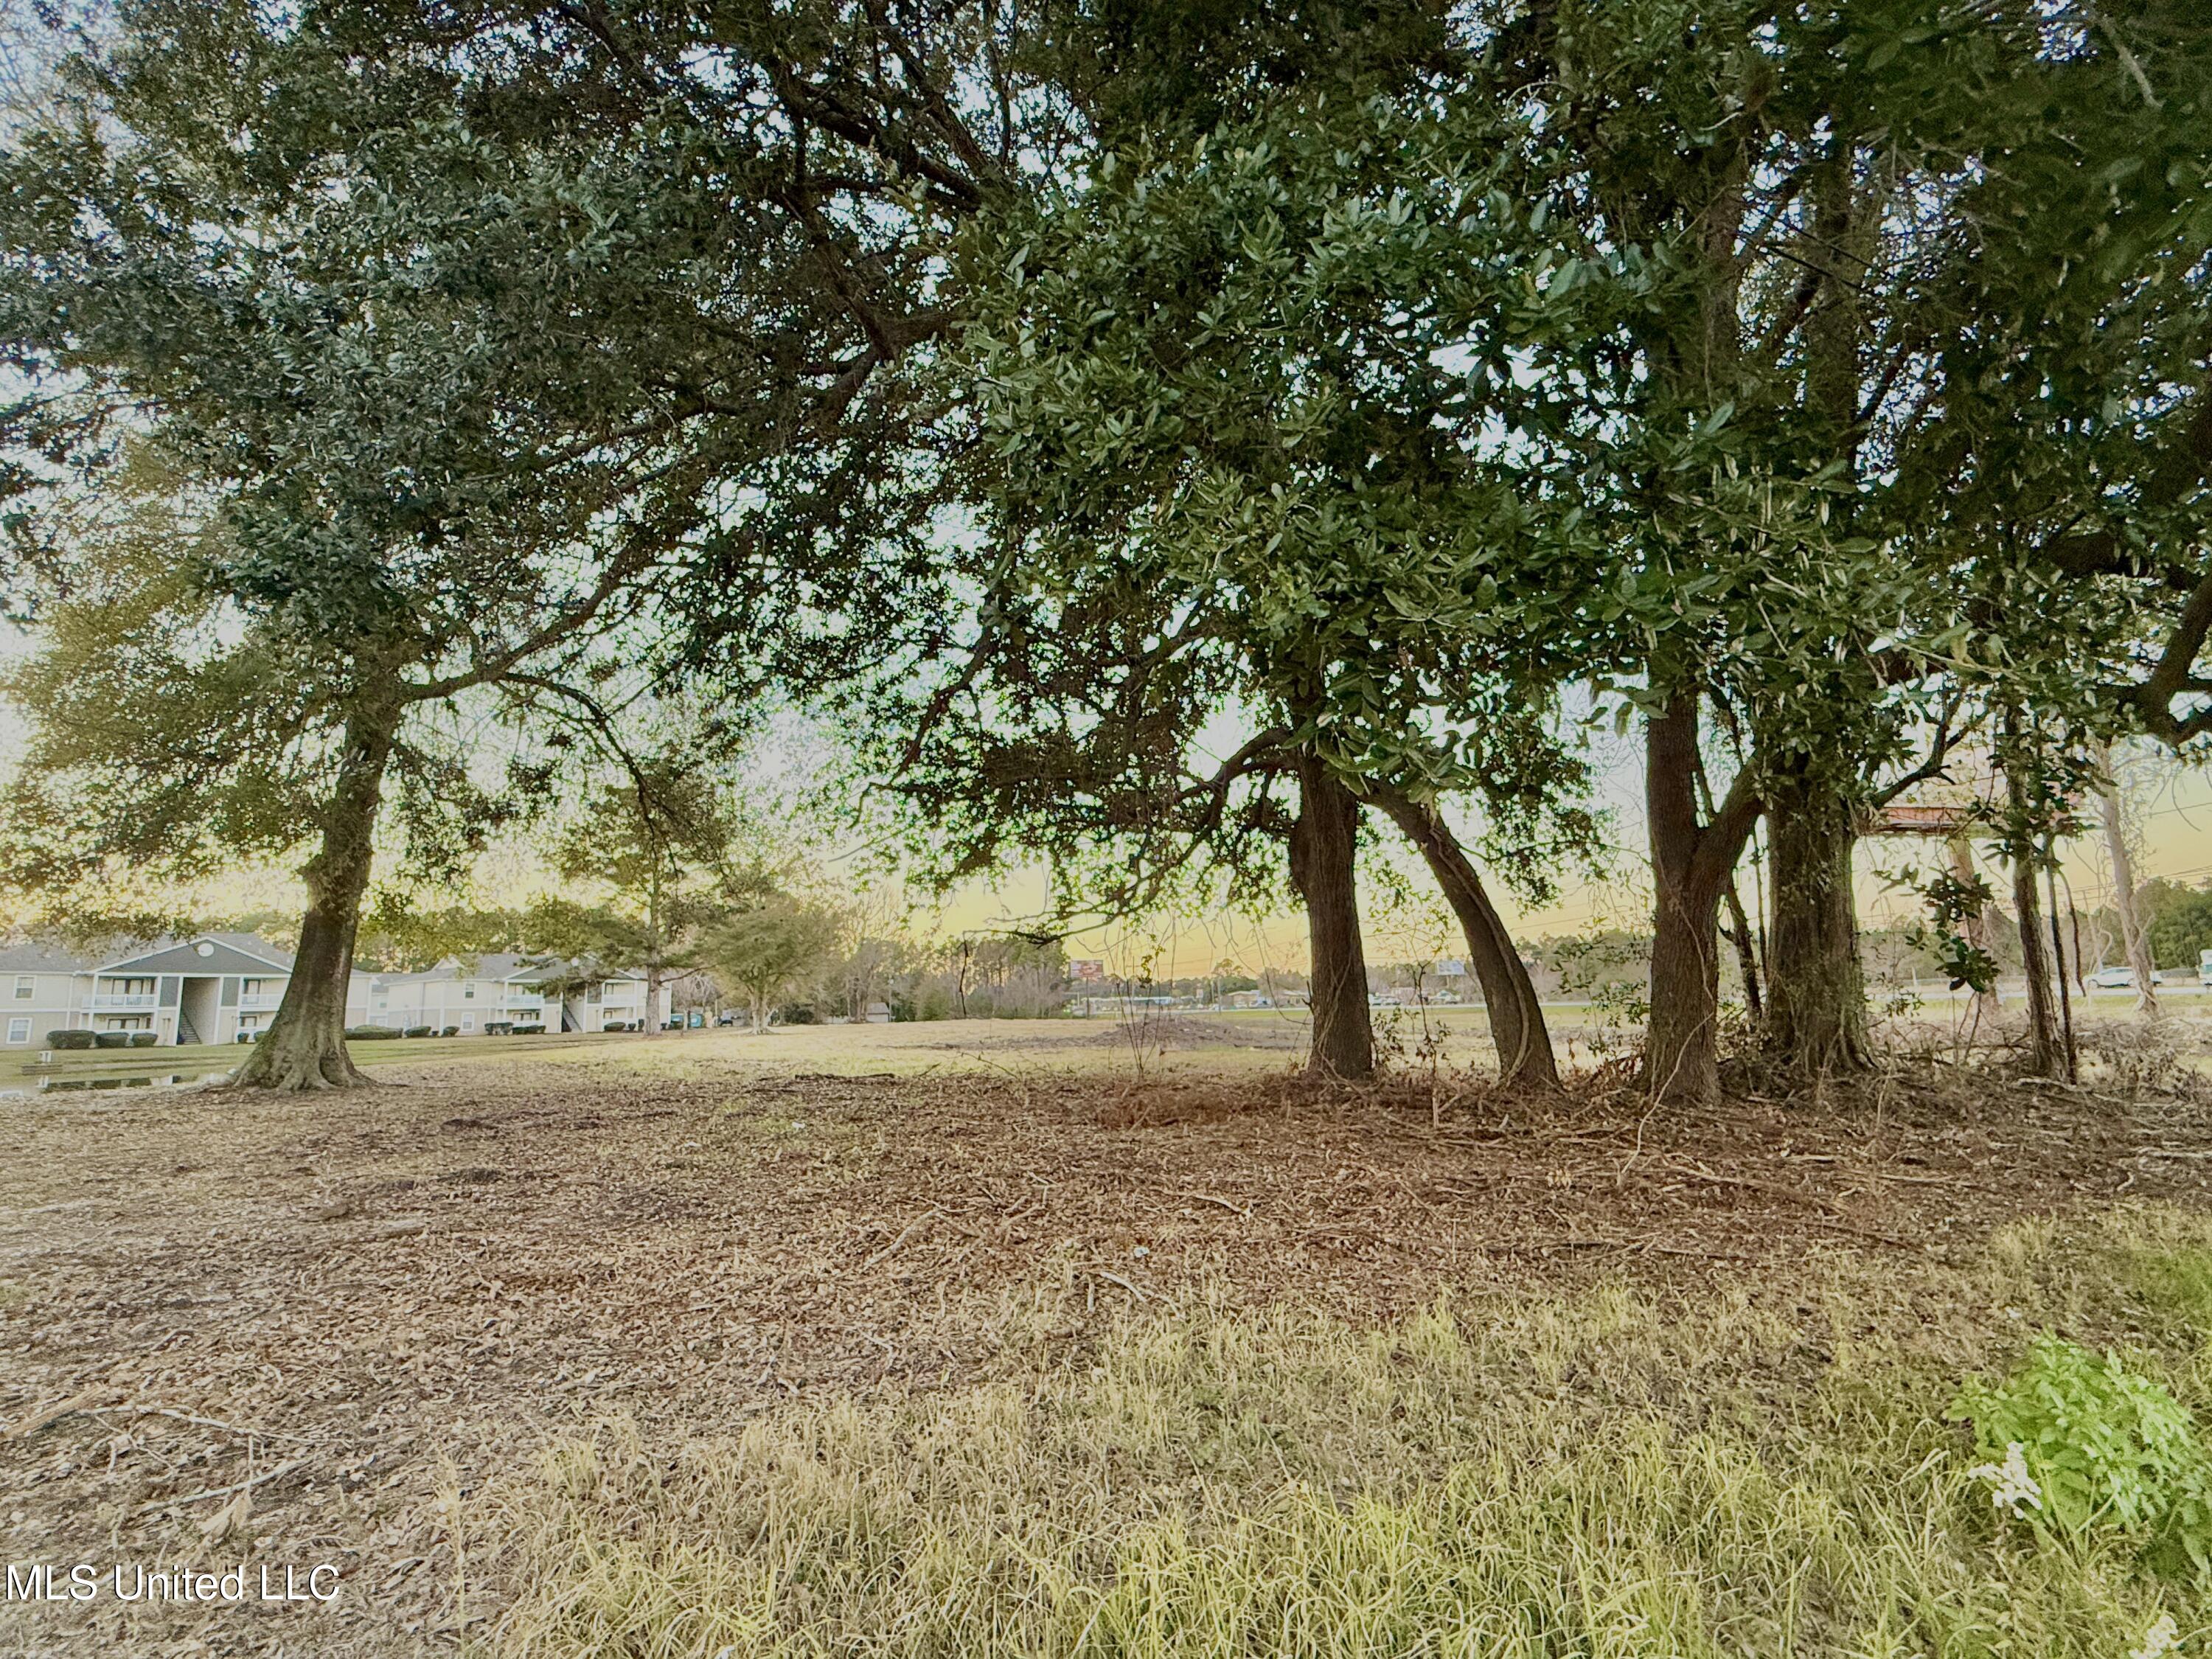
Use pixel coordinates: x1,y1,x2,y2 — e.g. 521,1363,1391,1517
1177,1192,1251,1218
1663,1161,1916,1246
1500,1234,1753,1263
93,1403,299,1441
135,1458,306,1517
1083,1267,1150,1304
860,1206,943,1270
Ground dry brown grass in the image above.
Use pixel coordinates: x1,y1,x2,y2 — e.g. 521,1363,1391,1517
1,1023,2210,1655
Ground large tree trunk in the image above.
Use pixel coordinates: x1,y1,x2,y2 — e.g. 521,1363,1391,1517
1646,692,1760,1105
1371,786,1557,1089
1288,752,1374,1081
233,706,398,1090
1649,860,1725,1105
2096,748,2158,1017
1764,770,1871,1077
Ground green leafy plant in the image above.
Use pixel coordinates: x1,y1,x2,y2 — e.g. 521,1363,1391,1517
1952,1334,2212,1580
1906,870,1999,993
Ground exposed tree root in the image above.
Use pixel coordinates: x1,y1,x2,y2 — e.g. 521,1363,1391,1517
230,1044,376,1091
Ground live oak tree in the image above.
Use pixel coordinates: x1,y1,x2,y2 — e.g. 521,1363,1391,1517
1806,4,2212,1069
0,31,731,1083
0,0,1029,1088
908,80,1607,1085
1464,0,2210,1097
939,13,2020,1102
1889,8,2212,766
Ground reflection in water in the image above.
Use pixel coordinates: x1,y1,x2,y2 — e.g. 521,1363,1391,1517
32,1073,230,1093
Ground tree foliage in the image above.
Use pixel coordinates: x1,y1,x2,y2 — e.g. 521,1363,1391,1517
699,900,841,1033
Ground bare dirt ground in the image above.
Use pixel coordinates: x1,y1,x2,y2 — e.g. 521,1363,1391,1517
4,1018,2211,1656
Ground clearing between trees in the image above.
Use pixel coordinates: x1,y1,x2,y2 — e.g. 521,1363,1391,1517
4,1020,2212,1657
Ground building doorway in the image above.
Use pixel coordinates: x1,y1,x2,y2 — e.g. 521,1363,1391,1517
177,977,220,1046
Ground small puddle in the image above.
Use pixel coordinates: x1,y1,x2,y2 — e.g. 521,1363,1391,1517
24,1072,233,1094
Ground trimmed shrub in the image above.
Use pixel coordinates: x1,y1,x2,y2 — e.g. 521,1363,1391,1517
128,1032,158,1047
47,1029,95,1050
512,1023,546,1035
94,1032,131,1048
344,1025,403,1041
484,1020,513,1035
403,1025,434,1039
441,1026,459,1037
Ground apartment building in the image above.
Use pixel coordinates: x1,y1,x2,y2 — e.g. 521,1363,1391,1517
0,933,293,1047
344,955,669,1034
1,933,672,1047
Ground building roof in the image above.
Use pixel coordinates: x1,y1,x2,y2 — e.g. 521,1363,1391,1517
0,939,98,974
0,932,295,975
97,934,294,976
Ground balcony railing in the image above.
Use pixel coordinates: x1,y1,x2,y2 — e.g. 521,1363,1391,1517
90,993,158,1011
237,994,284,1011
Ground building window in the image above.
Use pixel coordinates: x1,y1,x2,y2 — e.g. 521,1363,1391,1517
6,1018,28,1043
13,975,30,1000
461,1015,475,1031
463,985,475,999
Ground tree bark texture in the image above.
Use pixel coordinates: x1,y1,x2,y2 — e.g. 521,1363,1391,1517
1289,753,1374,1081
1764,770,1871,1077
2011,850,2063,1077
233,706,398,1090
1372,787,1557,1088
1646,692,1759,1105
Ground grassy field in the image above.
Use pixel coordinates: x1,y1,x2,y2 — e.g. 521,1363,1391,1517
487,1214,2212,1659
4,1020,2212,1656
0,1012,1305,1089
7,988,2191,1092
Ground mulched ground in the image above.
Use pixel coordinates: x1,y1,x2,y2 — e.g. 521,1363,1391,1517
2,1034,2210,1656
